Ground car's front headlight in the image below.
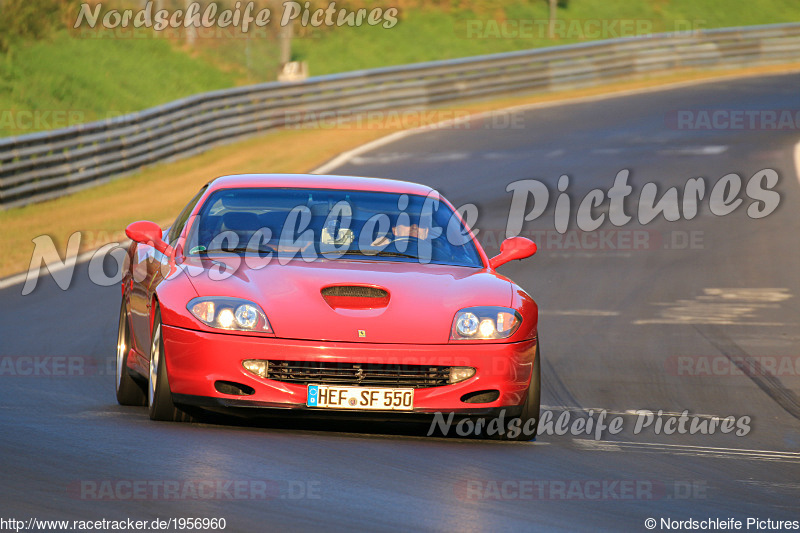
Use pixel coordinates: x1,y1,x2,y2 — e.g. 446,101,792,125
188,297,273,334
450,306,522,340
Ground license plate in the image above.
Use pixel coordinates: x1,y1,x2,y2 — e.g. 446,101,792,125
306,385,414,411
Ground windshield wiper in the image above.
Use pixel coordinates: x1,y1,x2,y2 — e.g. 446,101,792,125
197,246,273,254
197,247,420,260
320,249,419,260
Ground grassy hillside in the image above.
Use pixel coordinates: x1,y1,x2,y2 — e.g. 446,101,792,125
0,34,236,135
295,0,800,74
1,0,799,136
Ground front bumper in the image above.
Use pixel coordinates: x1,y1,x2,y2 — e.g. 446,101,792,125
162,325,537,416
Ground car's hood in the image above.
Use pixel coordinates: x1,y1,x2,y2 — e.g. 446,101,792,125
180,257,512,344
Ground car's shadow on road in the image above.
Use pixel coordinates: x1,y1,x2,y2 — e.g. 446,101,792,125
174,406,529,443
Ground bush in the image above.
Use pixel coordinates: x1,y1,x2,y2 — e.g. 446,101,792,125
0,0,77,52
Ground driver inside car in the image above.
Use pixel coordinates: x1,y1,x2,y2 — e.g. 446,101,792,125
371,222,430,247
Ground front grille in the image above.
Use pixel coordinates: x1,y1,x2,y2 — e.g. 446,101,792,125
266,360,451,388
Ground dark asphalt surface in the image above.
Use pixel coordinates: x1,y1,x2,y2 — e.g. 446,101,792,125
2,73,800,532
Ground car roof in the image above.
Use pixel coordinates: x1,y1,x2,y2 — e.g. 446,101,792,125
207,174,438,197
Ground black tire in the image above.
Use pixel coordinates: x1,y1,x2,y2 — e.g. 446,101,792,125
148,307,191,422
502,344,541,441
116,298,146,406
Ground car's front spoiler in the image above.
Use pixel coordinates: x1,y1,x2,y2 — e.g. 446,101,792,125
172,392,523,421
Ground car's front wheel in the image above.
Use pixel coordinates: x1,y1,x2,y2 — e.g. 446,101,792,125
116,298,146,406
502,343,541,441
148,307,191,422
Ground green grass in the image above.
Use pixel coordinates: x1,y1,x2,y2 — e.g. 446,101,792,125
293,0,800,75
0,33,236,135
1,0,799,136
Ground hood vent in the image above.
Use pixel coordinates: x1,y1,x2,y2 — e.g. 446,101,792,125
321,285,390,310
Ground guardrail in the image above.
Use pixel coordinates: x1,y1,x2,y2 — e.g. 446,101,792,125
1,22,799,209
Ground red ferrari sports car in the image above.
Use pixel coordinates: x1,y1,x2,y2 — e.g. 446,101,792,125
116,174,540,440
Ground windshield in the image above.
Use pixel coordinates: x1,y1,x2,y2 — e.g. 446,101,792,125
184,187,484,268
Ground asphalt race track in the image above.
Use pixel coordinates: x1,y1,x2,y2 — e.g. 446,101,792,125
1,73,800,531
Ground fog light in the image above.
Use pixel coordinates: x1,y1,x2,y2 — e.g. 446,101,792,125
243,359,268,378
449,366,476,384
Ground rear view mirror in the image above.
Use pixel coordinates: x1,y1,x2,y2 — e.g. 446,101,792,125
125,220,173,256
489,237,537,269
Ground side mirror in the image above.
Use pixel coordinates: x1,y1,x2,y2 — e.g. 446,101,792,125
489,237,537,269
125,221,173,256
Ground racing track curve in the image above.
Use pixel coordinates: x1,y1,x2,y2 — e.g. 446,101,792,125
1,72,800,531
